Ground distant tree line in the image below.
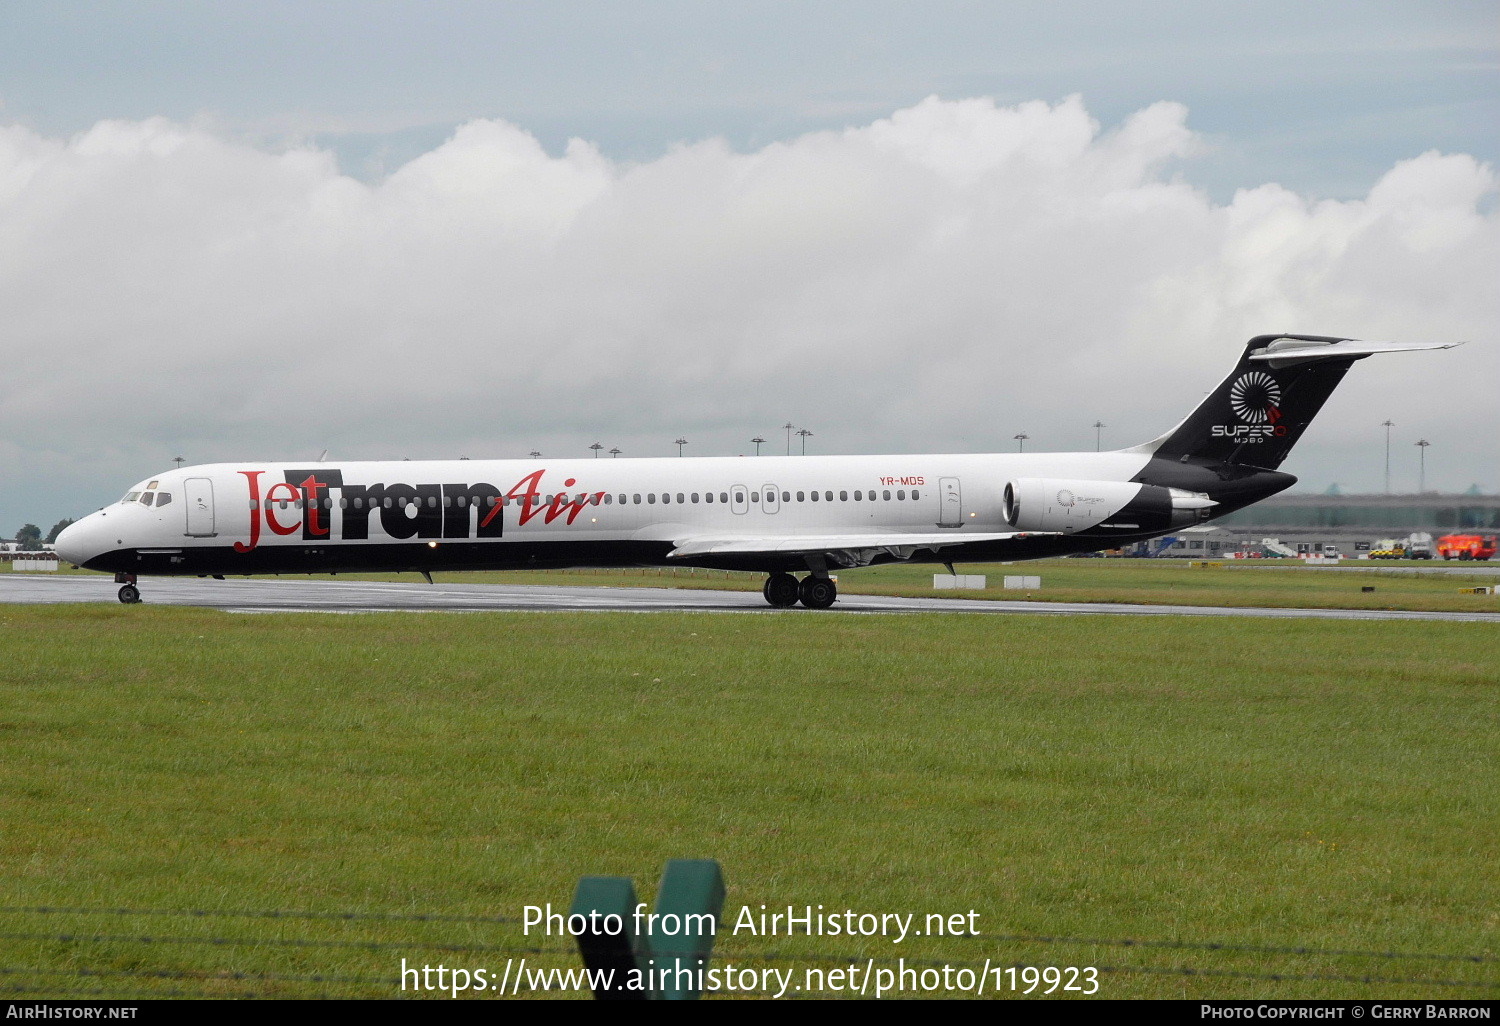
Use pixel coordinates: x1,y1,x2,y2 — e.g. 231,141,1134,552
9,520,73,551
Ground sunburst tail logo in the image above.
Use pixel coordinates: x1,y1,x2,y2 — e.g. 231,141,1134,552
1229,371,1282,424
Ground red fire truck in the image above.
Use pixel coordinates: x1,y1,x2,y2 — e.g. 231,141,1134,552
1436,534,1498,561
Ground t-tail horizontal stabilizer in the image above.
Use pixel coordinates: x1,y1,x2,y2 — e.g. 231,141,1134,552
1139,334,1464,471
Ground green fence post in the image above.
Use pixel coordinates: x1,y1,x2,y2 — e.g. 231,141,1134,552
570,875,653,1000
649,859,726,1001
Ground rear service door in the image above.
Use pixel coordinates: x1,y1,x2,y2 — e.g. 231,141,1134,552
938,477,962,527
184,477,216,537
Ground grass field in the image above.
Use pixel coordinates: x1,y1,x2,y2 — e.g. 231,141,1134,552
2,605,1496,999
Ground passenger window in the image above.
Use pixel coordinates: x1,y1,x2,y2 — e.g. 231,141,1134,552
648,494,656,504
691,493,699,503
897,489,906,500
797,491,805,502
750,492,759,503
157,493,172,507
249,500,257,510
912,489,920,500
383,498,392,509
810,491,819,502
663,493,671,504
720,492,728,503
339,497,348,509
677,493,685,504
705,492,714,503
854,490,862,501
883,490,891,500
734,491,745,504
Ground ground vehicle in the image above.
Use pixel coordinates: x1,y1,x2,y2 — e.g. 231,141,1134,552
1437,534,1497,561
1406,532,1435,559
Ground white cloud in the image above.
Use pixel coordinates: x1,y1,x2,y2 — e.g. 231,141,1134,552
1,95,1495,527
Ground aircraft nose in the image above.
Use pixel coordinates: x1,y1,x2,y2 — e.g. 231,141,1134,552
54,516,103,567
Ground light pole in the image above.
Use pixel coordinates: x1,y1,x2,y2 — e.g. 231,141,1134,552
796,428,812,455
529,450,542,459
1415,438,1430,493
173,456,185,469
609,448,621,458
1382,420,1394,494
751,436,765,455
784,422,795,455
1014,432,1029,452
590,443,603,458
675,437,688,457
1092,421,1105,452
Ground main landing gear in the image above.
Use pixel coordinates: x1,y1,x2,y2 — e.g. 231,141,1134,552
762,572,837,610
114,572,142,604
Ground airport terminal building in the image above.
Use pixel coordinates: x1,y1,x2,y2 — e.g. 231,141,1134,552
1156,491,1500,557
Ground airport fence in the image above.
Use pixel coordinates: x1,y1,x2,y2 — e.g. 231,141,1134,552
2,904,1496,1000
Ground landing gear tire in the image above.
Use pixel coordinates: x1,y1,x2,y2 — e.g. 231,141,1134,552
117,584,141,604
763,573,800,608
798,576,837,609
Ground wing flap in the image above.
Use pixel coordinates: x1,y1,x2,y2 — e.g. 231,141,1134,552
667,531,1044,559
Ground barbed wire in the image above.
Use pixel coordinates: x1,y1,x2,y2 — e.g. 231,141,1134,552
1,963,394,988
4,907,1495,998
0,930,571,957
721,951,1499,991
963,931,1499,965
4,906,1492,967
0,966,563,997
0,905,519,926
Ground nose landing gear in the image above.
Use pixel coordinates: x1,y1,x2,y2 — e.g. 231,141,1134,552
114,573,142,604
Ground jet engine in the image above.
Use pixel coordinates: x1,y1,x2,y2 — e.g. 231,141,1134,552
1002,478,1216,534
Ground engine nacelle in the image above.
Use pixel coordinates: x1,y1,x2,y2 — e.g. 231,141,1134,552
1002,478,1215,534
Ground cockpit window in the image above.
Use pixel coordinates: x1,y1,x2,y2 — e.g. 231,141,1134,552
156,492,172,507
123,492,141,503
139,493,154,506
147,481,159,489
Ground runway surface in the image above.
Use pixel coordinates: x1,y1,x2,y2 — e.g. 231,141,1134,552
5,574,1499,622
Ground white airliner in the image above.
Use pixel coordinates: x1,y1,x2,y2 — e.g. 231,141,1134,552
56,335,1459,607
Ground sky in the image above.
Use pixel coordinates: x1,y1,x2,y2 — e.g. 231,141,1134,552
1,1,1497,532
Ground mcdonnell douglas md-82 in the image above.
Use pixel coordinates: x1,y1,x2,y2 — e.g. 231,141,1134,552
57,335,1459,607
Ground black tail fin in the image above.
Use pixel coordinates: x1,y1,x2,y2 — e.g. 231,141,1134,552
1137,334,1459,470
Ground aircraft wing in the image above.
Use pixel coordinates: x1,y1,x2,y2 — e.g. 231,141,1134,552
666,531,1047,559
